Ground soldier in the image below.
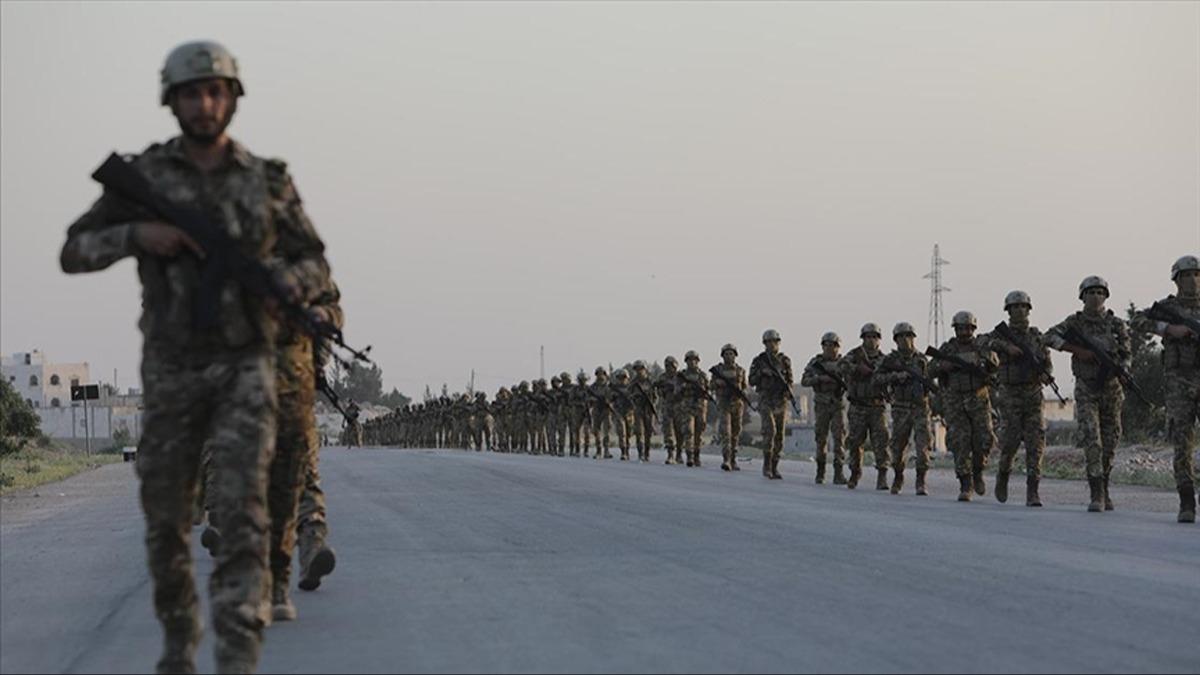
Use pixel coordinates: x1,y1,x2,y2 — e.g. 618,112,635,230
749,330,793,480
800,332,847,484
514,381,531,453
930,311,999,502
590,367,615,459
58,40,330,673
676,351,711,468
840,323,890,490
629,361,658,462
874,323,934,495
1046,277,1133,512
296,458,336,593
1132,256,1199,523
530,379,550,455
471,391,494,452
655,357,683,465
984,291,1052,507
571,372,593,457
344,400,363,447
494,387,513,452
611,369,636,460
554,373,572,457
709,345,748,471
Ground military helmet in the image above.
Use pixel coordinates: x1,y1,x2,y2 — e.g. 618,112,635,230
664,355,678,368
549,375,560,385
951,310,977,328
860,323,882,338
720,343,738,356
594,366,606,376
1078,275,1110,299
1171,255,1200,281
614,368,629,380
893,322,916,337
560,371,571,382
684,350,700,362
1004,290,1032,310
476,391,486,399
576,371,588,383
820,331,840,346
519,380,529,389
762,329,781,343
160,40,245,105
632,360,647,370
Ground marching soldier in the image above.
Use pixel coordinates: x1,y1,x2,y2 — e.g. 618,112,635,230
874,323,933,495
930,311,999,502
611,369,636,461
840,323,889,490
710,344,748,472
677,351,711,467
629,361,657,462
800,332,847,484
590,367,615,459
749,330,793,480
655,357,683,465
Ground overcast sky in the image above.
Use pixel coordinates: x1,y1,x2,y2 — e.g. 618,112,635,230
2,1,1197,396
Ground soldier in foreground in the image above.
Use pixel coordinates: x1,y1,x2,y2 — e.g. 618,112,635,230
590,368,615,459
749,330,792,479
984,291,1051,507
1132,256,1199,523
677,351,711,467
1046,277,1131,512
59,41,329,673
801,332,847,484
841,324,889,490
656,357,683,465
710,344,748,472
611,369,636,461
929,311,999,502
629,361,657,462
874,323,933,495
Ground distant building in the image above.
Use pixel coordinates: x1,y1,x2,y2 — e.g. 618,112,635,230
1,350,89,409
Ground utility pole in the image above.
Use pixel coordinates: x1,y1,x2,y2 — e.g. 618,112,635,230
469,369,475,395
923,244,951,348
540,346,545,380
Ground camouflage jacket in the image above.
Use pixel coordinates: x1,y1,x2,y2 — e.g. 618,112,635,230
929,337,998,397
748,351,793,404
676,367,710,407
709,363,747,406
1046,309,1131,387
1131,294,1200,374
629,376,657,412
982,321,1052,388
873,349,930,407
61,137,329,359
653,371,682,409
800,354,845,404
839,346,886,405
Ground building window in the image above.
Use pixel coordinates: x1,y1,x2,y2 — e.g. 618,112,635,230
51,398,61,407
29,375,38,387
24,354,31,365
50,374,61,386
71,377,80,387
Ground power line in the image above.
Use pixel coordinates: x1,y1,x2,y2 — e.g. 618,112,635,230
923,243,951,347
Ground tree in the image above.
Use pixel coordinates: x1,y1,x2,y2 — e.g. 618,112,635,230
1123,303,1166,443
0,379,41,456
332,362,384,405
379,387,411,409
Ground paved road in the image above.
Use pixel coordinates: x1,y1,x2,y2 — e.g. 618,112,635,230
2,448,1197,674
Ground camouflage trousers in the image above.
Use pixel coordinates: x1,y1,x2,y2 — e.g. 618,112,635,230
269,382,319,594
613,408,634,456
1074,379,1124,480
470,413,494,452
633,406,654,460
140,347,274,672
675,402,706,461
546,411,561,454
943,391,995,478
715,400,744,464
660,405,679,453
344,421,362,447
569,409,591,456
1164,374,1200,491
591,409,612,456
847,403,889,475
759,399,788,463
995,385,1045,479
813,401,846,469
890,402,932,474
530,413,548,454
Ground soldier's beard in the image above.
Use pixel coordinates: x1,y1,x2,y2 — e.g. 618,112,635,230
1178,276,1200,298
176,103,236,146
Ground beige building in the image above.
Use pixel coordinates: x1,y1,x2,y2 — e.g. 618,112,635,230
2,350,90,409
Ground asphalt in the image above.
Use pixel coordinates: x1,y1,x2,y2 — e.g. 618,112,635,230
1,447,1197,674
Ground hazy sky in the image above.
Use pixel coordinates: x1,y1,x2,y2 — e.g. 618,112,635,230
2,1,1198,396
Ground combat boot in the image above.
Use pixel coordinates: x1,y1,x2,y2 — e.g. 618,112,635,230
957,476,972,502
875,468,888,490
730,456,741,471
915,470,928,496
1103,476,1114,511
833,464,847,485
1087,477,1104,512
1026,477,1042,507
815,459,826,484
890,469,903,495
847,468,860,489
1177,485,1196,523
995,471,1010,504
693,452,702,468
620,449,629,461
156,610,201,675
200,526,222,558
972,472,986,496
770,455,783,480
271,583,297,622
298,529,337,592
762,451,771,477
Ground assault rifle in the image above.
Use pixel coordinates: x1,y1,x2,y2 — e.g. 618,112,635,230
709,366,757,411
879,361,939,396
630,381,659,420
813,360,848,391
1061,325,1151,406
924,345,990,379
1146,301,1200,339
758,354,800,414
91,152,373,370
586,387,618,417
679,373,717,404
992,322,1066,405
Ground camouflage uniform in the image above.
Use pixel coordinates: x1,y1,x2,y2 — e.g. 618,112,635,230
984,315,1051,506
590,370,614,459
629,365,657,462
800,353,846,483
930,335,999,500
611,371,636,461
470,392,494,452
655,361,683,464
1132,288,1200,522
839,346,889,489
748,344,793,479
710,357,748,471
676,356,711,468
60,131,327,672
874,347,933,495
